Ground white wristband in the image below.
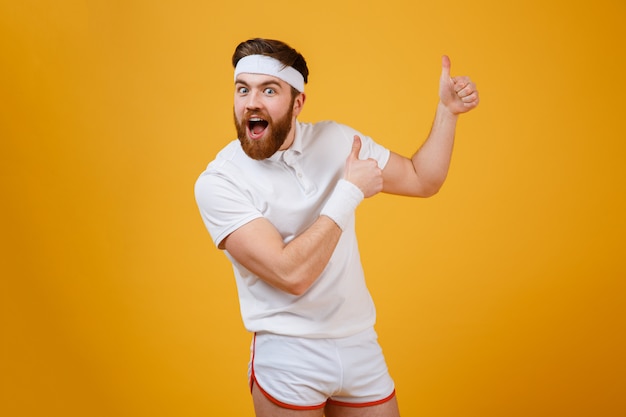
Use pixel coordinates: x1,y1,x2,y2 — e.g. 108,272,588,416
320,179,364,231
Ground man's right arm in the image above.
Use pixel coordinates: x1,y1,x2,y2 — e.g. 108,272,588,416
222,136,382,296
223,215,341,296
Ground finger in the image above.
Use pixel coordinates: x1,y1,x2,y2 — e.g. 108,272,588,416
452,76,471,93
349,135,362,160
456,82,475,98
441,55,452,80
462,91,479,105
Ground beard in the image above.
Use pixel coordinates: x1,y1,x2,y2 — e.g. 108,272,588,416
234,103,294,160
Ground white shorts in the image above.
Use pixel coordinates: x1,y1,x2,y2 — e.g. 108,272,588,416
249,327,396,410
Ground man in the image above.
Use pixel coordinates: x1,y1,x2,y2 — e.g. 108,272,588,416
195,38,479,417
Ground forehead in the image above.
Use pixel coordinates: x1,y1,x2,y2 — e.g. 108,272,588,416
234,72,289,88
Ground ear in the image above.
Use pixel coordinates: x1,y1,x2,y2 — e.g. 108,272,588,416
293,92,306,117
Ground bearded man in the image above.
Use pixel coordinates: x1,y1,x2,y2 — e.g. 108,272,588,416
195,38,479,417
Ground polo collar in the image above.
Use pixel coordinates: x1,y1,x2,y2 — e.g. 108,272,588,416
267,121,303,162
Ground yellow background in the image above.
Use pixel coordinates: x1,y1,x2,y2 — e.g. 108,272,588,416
2,1,625,416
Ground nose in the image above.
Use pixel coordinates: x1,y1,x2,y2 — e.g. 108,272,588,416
245,90,262,110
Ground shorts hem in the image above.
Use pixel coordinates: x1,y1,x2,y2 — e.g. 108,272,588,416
250,333,326,411
327,389,396,408
251,374,327,411
249,331,395,411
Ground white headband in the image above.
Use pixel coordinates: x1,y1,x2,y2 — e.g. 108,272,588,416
234,55,305,93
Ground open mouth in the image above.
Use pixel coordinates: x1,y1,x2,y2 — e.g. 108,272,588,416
248,117,269,140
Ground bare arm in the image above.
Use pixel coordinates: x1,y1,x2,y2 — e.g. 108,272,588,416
223,215,340,296
223,137,382,295
383,55,479,197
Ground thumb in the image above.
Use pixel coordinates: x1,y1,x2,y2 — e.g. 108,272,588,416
441,55,452,80
349,135,362,160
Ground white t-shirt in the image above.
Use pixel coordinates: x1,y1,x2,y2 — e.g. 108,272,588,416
195,120,390,338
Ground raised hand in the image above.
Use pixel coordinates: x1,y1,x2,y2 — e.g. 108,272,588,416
343,136,383,198
439,55,479,114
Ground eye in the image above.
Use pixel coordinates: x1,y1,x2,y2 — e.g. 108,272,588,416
264,87,276,95
237,86,249,94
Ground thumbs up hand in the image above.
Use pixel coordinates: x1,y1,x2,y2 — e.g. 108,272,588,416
439,55,479,114
343,136,383,198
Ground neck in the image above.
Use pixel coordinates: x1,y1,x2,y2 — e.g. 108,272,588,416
279,118,298,151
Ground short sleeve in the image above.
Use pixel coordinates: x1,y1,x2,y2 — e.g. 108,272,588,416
194,171,263,249
336,124,391,169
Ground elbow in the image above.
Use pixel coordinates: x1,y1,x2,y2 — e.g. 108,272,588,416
416,173,448,197
286,272,318,296
411,180,443,198
279,280,311,296
285,283,309,296
270,254,328,296
420,183,442,198
273,271,316,296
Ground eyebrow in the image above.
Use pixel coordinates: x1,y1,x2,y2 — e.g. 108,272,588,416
235,78,283,89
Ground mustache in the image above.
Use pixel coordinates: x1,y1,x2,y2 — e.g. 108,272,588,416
242,109,271,122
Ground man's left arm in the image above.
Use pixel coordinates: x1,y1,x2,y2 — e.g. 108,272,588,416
382,55,479,197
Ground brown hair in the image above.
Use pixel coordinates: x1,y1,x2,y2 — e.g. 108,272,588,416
232,38,309,84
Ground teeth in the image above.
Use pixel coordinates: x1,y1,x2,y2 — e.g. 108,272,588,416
249,117,263,122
